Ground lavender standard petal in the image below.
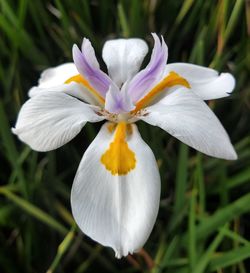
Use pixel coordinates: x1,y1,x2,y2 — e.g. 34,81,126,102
105,84,135,114
73,43,112,97
127,34,168,103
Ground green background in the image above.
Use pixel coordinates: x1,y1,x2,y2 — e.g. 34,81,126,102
0,0,250,272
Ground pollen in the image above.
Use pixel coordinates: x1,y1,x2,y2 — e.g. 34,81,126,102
132,71,190,113
101,122,136,175
65,74,105,104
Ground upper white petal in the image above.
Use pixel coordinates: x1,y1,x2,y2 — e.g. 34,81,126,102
28,63,102,105
140,88,237,160
37,63,78,88
71,123,160,258
12,92,104,152
102,38,148,87
29,83,100,106
165,63,235,100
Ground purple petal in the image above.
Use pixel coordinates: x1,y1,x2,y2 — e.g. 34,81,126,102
127,33,168,103
105,83,135,114
73,39,112,97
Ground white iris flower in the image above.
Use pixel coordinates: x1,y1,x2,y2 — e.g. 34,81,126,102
13,33,237,258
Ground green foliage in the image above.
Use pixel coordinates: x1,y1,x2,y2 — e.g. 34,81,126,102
0,0,249,272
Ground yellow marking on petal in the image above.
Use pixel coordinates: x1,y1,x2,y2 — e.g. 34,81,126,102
126,124,133,135
132,71,190,113
107,123,116,133
101,122,136,176
65,74,105,104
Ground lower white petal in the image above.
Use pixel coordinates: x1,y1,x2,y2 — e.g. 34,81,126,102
165,63,235,100
13,92,103,151
71,123,160,258
140,88,237,160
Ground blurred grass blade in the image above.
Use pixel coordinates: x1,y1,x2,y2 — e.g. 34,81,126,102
220,226,250,246
210,168,250,193
173,144,189,214
188,189,197,271
75,245,103,273
224,0,245,44
46,225,76,273
160,236,180,269
0,100,28,197
175,0,195,24
189,193,250,242
193,224,226,273
0,187,68,235
209,245,250,271
117,3,130,38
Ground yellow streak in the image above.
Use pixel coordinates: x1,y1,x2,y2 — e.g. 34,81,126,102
107,123,116,133
65,74,105,104
132,71,190,113
101,122,136,176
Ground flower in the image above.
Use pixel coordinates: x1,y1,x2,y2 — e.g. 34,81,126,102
13,33,237,258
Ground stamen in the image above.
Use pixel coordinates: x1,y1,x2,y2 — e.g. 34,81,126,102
132,71,190,113
65,74,105,104
101,122,136,175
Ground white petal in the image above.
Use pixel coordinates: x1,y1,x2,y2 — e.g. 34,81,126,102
71,123,160,258
13,92,104,152
165,63,235,100
102,39,148,87
28,63,101,105
29,83,100,106
38,63,78,88
140,89,237,160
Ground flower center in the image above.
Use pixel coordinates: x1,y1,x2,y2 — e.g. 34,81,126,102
65,71,190,122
